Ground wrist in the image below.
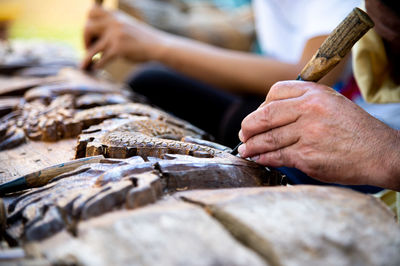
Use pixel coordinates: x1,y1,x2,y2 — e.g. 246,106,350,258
149,32,179,63
367,129,400,191
384,130,400,191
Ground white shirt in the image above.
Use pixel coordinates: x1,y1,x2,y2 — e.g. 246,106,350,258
253,0,361,63
253,0,400,130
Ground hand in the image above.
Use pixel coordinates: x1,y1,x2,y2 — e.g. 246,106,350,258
238,81,400,190
81,6,170,69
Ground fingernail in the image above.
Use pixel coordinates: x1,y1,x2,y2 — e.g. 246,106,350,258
251,155,260,162
237,144,246,156
238,130,244,141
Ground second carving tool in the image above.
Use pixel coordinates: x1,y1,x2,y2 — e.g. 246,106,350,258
0,155,105,196
231,7,374,155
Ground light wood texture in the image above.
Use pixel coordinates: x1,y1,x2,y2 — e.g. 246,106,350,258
299,7,374,81
0,139,77,184
24,186,400,266
178,186,400,266
34,200,267,266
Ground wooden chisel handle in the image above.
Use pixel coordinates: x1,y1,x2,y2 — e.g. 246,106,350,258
0,155,105,195
299,7,374,82
25,155,105,187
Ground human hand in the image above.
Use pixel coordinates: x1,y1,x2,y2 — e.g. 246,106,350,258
238,81,400,190
81,5,170,69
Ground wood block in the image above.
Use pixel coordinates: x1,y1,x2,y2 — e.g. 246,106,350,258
157,154,283,192
177,186,400,266
33,201,267,266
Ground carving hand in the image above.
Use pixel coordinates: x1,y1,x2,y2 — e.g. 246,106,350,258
81,6,171,69
238,81,400,190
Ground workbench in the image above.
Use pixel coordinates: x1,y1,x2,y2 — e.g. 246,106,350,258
0,35,399,266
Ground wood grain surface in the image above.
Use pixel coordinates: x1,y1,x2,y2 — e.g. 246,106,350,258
0,139,76,183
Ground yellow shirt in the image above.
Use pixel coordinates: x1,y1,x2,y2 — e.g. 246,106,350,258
352,28,400,103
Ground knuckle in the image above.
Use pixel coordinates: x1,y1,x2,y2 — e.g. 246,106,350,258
271,80,289,92
245,136,257,151
303,93,326,113
262,131,278,148
268,82,280,96
271,149,284,163
308,124,323,138
260,104,272,124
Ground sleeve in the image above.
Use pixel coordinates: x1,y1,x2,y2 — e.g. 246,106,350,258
302,0,361,40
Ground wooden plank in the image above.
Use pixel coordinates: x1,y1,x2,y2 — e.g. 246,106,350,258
0,139,76,183
178,186,400,266
32,200,267,266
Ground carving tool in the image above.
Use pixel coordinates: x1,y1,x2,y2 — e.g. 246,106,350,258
231,7,374,155
0,155,104,196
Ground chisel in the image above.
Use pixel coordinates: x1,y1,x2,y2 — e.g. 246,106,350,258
0,155,104,195
231,7,374,155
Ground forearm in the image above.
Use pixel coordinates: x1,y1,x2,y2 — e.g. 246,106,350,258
155,35,301,95
84,8,347,94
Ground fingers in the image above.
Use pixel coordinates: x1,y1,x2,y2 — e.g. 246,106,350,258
83,19,109,49
80,38,107,70
239,143,296,168
266,81,310,102
239,97,302,142
257,81,309,110
238,122,300,159
83,6,110,49
94,48,116,69
253,146,295,168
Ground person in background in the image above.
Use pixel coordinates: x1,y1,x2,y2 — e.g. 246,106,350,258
81,0,359,149
237,0,400,192
0,0,21,40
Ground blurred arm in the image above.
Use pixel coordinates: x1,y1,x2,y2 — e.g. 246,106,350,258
81,6,346,95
